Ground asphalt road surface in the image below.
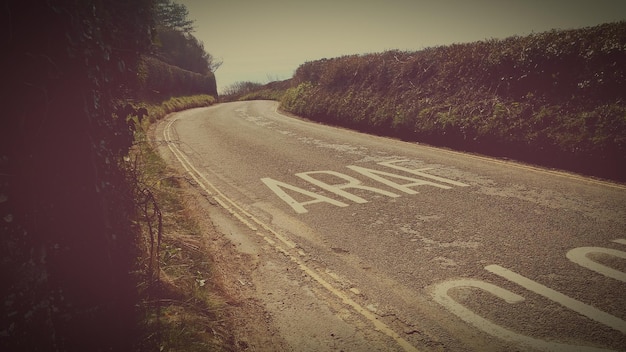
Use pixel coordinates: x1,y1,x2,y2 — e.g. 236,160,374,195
157,100,626,351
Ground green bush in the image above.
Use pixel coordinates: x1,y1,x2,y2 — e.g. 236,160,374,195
222,79,291,102
279,22,626,180
138,56,218,100
130,95,217,124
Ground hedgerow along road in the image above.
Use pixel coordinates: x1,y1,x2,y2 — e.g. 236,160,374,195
157,100,625,351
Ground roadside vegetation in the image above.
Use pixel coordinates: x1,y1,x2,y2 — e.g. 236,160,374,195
221,79,291,102
240,22,626,181
129,97,233,351
2,1,230,351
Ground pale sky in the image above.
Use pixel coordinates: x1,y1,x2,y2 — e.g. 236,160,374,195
178,0,626,94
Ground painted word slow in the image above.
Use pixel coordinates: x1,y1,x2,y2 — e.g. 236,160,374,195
432,239,626,351
261,160,469,214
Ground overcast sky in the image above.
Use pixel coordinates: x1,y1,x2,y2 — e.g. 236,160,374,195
177,0,626,94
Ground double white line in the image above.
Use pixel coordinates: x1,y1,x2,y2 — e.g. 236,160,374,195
162,114,420,352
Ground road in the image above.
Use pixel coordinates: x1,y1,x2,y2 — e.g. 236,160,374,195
155,100,626,351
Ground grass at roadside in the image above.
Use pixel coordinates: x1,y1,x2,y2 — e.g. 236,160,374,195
127,95,234,351
130,94,217,123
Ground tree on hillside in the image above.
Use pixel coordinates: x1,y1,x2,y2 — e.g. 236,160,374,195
152,0,222,74
155,27,222,74
155,0,194,33
223,81,264,97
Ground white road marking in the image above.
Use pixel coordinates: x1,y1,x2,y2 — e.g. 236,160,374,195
296,170,400,204
566,245,626,282
378,160,470,187
485,264,626,334
263,162,466,213
347,165,451,194
260,177,349,214
431,279,614,352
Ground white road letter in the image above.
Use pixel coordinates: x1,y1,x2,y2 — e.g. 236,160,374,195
261,177,348,214
486,264,626,334
432,279,611,352
347,165,450,194
296,171,399,203
566,246,626,282
379,160,469,187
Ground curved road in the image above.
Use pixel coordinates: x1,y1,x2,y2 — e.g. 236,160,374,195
155,100,626,351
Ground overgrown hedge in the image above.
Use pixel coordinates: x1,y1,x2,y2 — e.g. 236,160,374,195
2,1,153,350
280,22,626,180
138,56,218,100
131,94,217,123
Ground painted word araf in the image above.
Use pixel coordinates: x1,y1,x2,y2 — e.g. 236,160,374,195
262,160,469,214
